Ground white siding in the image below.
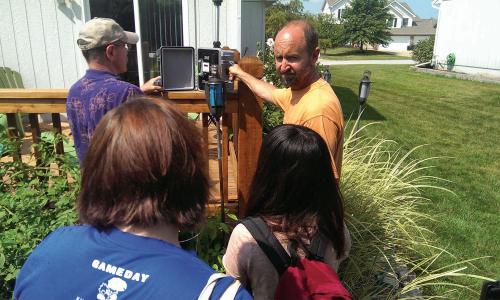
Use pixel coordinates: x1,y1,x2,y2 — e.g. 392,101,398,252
26,0,51,87
1,0,267,89
241,0,266,55
323,0,349,24
185,0,265,55
433,0,500,77
0,0,87,88
0,0,21,77
0,35,4,67
187,0,241,51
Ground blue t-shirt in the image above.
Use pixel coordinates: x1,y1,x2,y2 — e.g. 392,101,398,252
66,69,143,164
14,225,252,300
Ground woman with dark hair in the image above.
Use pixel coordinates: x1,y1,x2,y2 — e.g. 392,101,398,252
14,97,251,300
223,124,351,299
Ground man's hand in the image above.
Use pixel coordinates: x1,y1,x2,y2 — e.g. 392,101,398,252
229,64,243,81
140,76,163,94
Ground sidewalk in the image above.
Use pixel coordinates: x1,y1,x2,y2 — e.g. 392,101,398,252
320,59,415,65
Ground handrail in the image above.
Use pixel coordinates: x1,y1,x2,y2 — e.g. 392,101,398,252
0,89,239,113
0,56,264,216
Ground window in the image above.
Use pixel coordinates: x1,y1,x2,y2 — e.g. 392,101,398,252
88,0,183,85
337,8,345,19
393,18,398,27
402,18,409,27
139,0,183,81
89,0,139,85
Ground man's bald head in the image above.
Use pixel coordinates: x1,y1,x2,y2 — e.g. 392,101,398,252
277,20,319,56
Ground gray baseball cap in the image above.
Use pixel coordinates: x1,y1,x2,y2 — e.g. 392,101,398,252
77,18,139,50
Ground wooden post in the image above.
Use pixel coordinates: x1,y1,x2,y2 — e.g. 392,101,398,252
237,56,264,216
6,113,20,161
29,113,42,166
222,115,229,208
202,113,210,174
52,113,64,155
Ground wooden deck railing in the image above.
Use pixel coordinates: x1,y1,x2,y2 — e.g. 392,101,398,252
0,57,263,216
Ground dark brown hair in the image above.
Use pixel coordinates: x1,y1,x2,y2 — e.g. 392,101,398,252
279,19,319,55
77,96,208,231
246,125,346,257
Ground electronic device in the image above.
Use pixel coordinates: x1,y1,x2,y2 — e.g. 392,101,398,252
157,46,235,92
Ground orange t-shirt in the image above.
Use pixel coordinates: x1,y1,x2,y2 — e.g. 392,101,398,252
272,78,344,180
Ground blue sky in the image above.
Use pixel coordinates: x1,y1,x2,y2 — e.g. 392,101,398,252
303,0,438,19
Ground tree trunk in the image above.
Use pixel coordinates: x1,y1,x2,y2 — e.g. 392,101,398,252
359,43,364,52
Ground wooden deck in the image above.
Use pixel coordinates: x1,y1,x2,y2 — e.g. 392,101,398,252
0,116,239,211
206,121,238,203
0,56,264,216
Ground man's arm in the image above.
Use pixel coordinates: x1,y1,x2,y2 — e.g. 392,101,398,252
229,64,277,105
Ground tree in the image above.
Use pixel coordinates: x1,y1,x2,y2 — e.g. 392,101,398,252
341,0,392,51
312,13,343,54
265,0,305,38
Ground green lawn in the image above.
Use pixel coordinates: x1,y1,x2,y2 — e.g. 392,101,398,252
331,64,500,295
322,47,411,60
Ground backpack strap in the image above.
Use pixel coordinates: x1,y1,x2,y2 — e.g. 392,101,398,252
308,232,328,261
197,273,242,300
241,217,291,275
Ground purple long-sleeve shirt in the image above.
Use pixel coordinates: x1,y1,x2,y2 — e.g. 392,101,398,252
66,69,143,164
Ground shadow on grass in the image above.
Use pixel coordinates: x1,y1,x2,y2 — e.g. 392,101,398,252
325,49,400,57
334,85,386,121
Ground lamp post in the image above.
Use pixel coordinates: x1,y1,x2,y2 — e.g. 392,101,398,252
321,68,332,84
356,70,372,136
358,70,372,117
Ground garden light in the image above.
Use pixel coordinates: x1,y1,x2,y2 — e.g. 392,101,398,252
356,70,372,136
321,69,332,84
358,70,372,106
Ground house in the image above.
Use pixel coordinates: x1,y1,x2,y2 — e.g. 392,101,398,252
0,0,274,89
321,0,436,51
432,0,500,78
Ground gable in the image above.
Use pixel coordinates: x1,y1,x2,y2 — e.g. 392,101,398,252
324,0,349,12
388,1,417,19
324,0,419,19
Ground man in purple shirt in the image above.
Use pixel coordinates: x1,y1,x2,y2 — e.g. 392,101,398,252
67,18,161,164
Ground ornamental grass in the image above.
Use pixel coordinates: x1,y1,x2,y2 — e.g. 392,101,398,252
339,120,491,299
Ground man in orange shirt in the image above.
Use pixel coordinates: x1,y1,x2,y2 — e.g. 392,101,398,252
229,20,344,180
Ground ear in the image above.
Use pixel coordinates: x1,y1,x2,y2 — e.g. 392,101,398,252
311,47,320,64
105,44,115,60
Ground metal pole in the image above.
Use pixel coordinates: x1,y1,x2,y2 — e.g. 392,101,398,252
212,0,222,48
215,5,220,44
215,118,225,224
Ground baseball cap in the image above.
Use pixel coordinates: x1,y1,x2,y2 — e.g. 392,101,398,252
77,18,139,50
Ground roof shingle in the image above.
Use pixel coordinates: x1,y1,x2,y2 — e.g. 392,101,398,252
390,19,437,36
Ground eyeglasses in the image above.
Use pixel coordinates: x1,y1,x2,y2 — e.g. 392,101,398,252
112,43,129,50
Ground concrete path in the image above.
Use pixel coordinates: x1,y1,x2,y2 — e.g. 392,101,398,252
320,59,415,65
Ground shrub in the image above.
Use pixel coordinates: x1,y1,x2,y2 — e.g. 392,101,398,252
339,121,491,298
257,41,284,133
412,37,435,63
446,53,456,67
0,132,80,298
